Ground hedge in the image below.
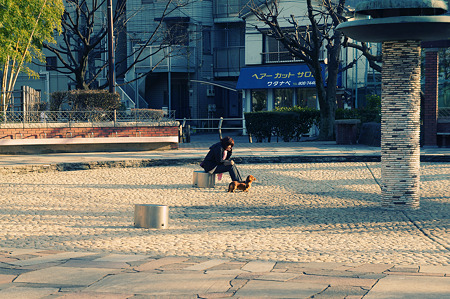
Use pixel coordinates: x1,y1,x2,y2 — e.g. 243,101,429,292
50,90,122,111
336,95,381,123
244,107,320,142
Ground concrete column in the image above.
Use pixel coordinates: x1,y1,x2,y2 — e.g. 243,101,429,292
381,40,421,209
267,89,274,111
423,50,439,146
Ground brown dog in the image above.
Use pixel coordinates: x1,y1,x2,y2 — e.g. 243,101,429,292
228,175,256,192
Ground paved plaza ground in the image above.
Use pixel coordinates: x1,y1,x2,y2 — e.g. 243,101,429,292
1,162,449,266
0,136,448,298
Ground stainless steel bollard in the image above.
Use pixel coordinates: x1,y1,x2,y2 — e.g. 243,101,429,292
134,204,169,229
192,170,215,188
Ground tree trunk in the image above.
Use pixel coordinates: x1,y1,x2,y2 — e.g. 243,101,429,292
319,31,343,141
310,61,333,140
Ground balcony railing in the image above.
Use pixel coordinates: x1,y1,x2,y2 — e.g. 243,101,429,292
262,50,326,64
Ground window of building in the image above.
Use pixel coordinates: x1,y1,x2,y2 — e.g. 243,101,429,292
266,37,294,63
214,0,243,18
263,33,325,63
295,88,317,109
164,21,189,46
274,89,294,108
46,56,57,71
251,90,267,112
203,27,211,54
214,23,244,48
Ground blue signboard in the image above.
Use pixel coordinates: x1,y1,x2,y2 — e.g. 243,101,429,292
236,64,329,90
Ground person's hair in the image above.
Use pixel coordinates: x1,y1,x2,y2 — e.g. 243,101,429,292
220,136,234,149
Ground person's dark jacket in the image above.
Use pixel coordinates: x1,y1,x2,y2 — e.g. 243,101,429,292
201,142,232,173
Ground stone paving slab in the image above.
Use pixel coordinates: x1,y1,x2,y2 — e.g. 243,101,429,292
348,263,394,273
234,279,328,298
184,259,230,271
0,251,448,297
420,265,450,275
93,253,147,263
60,259,131,269
0,286,59,299
290,274,378,289
133,257,189,272
14,266,119,286
241,261,275,273
57,292,132,299
8,252,97,266
0,274,16,284
85,272,236,296
254,272,300,282
364,275,450,299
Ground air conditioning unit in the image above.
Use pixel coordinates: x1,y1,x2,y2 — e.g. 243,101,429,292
206,88,215,97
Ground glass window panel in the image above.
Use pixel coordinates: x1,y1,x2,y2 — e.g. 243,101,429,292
251,90,267,112
296,88,317,109
274,89,294,108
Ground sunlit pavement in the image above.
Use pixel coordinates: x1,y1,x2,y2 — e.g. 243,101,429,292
0,134,448,298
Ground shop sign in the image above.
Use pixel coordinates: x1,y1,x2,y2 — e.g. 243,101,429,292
236,64,329,89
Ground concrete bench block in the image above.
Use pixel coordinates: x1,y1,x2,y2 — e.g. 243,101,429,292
193,170,215,188
134,204,168,229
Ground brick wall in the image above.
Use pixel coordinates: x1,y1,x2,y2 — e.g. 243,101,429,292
0,123,178,140
381,40,421,210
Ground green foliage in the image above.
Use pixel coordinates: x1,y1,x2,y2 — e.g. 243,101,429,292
336,95,381,123
0,0,64,75
1,0,63,111
130,109,165,121
50,90,122,111
335,108,359,120
244,111,274,142
245,107,320,142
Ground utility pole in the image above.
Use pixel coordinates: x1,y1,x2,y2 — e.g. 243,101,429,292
107,0,115,93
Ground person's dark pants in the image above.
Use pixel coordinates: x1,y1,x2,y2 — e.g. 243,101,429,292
213,164,242,181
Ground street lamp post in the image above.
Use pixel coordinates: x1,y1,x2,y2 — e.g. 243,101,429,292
107,0,115,93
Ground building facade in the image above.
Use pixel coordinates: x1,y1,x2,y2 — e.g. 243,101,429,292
125,0,247,120
9,0,379,120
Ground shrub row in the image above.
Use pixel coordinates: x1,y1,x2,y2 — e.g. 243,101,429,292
336,95,381,123
335,108,381,123
244,107,320,142
50,90,122,111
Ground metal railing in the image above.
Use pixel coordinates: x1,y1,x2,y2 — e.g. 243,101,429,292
438,108,450,118
1,110,177,124
176,117,245,143
262,49,326,64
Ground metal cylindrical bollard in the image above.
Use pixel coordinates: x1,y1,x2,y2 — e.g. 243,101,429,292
134,204,169,229
193,170,215,188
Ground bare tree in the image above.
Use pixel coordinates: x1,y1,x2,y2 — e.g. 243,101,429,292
246,0,381,140
41,0,189,90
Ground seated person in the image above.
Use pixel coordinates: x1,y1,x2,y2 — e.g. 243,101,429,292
200,136,242,182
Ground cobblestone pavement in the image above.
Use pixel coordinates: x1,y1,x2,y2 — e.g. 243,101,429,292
1,162,448,266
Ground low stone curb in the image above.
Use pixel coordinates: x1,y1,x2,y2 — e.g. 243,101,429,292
0,154,449,174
